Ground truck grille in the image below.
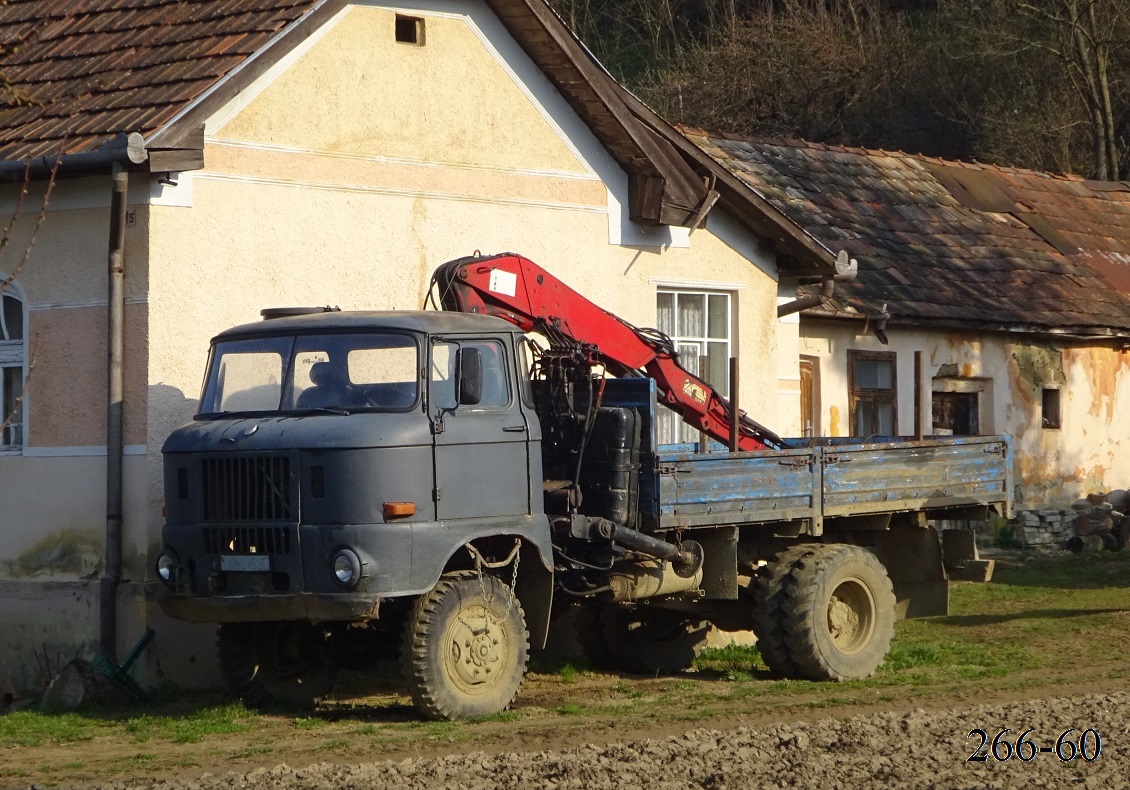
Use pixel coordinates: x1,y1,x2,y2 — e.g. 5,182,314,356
201,456,293,522
204,525,292,555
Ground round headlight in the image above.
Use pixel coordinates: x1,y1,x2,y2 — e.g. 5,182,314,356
156,551,178,584
332,548,362,587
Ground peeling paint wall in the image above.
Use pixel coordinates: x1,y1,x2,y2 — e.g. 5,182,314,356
801,318,1130,506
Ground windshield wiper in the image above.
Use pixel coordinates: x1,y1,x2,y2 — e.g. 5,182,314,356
290,407,351,416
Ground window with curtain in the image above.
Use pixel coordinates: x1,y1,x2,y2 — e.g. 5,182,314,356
656,289,731,446
0,284,26,449
849,350,897,438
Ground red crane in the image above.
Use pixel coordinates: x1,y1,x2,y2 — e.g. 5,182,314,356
430,252,782,451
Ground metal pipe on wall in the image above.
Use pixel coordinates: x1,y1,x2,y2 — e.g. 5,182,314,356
729,357,739,452
100,165,128,661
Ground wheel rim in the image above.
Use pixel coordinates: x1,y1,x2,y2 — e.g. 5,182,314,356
444,605,511,696
826,576,876,656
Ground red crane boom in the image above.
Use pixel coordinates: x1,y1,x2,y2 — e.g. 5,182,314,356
431,252,782,451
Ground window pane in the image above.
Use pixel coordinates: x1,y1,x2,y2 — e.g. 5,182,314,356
707,294,727,339
678,343,703,377
855,401,873,436
467,340,509,408
217,353,284,412
2,365,22,447
2,295,21,340
656,292,674,336
706,341,729,392
677,293,705,337
854,358,893,389
877,402,895,435
657,405,681,446
348,346,416,385
292,350,330,404
431,342,457,411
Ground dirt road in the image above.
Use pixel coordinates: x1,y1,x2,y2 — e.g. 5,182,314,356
49,690,1124,790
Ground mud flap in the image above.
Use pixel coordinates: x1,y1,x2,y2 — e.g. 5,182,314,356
872,525,948,619
515,541,554,650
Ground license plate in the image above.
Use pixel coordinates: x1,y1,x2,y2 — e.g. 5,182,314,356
220,554,270,572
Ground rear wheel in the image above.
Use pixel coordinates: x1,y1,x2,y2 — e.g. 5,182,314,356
216,621,335,710
750,544,822,678
401,571,528,720
601,607,710,674
781,544,896,681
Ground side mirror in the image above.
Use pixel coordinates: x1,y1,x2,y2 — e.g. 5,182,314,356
456,347,482,405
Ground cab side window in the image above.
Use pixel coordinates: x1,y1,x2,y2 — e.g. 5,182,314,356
430,339,509,410
472,340,509,409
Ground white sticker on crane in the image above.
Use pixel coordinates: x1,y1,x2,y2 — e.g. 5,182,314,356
489,269,518,297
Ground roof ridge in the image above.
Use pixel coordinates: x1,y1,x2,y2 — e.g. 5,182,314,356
676,123,1100,182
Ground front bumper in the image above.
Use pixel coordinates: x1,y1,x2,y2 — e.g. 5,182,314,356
157,590,384,623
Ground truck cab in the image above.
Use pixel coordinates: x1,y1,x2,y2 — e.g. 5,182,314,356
158,310,554,718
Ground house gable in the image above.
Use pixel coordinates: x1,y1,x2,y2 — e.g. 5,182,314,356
211,4,591,177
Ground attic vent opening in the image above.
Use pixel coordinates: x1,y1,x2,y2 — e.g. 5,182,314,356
395,15,424,45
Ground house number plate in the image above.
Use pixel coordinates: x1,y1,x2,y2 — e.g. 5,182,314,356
220,554,270,572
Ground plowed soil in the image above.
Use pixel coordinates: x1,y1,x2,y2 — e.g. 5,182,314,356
42,688,1130,790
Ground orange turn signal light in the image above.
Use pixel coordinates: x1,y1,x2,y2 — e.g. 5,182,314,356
383,501,416,519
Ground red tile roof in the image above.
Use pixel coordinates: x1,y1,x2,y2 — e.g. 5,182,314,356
0,0,316,159
0,1,836,276
684,128,1130,336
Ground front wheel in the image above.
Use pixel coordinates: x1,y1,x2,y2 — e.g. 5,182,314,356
781,544,896,681
216,621,336,710
401,571,528,720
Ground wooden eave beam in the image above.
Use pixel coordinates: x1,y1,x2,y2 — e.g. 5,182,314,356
485,0,707,227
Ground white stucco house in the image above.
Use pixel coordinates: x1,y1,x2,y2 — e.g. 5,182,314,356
0,0,839,690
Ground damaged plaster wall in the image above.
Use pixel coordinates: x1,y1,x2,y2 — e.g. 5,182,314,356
800,319,1130,506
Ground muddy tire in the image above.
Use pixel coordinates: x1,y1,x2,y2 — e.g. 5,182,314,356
601,607,710,674
216,622,335,711
751,544,823,678
401,571,528,721
781,544,896,681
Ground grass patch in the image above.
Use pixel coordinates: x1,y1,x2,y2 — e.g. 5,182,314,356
694,644,763,681
293,717,326,730
0,712,94,747
555,704,582,716
469,710,522,723
124,703,255,744
556,663,579,683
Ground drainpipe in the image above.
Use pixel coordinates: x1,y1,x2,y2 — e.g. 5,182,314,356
100,165,128,661
777,250,858,318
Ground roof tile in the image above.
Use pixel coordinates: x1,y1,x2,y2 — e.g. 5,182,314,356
684,127,1130,334
0,0,316,159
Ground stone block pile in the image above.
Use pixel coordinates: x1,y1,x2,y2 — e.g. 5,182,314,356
1012,489,1128,551
1015,508,1072,546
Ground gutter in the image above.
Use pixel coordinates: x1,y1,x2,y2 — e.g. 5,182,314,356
802,309,1130,344
0,133,147,183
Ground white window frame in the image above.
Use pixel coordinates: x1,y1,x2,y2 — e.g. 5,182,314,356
656,287,733,446
0,278,27,451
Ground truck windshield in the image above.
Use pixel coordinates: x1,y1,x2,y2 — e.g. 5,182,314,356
199,333,419,415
